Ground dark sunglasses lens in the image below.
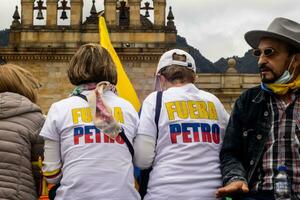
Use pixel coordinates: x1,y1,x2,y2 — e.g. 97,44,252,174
264,48,274,56
253,49,261,57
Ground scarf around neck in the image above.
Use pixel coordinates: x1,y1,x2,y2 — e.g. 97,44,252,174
71,82,121,139
263,75,300,95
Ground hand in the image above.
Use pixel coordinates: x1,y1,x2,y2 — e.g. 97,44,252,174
215,180,249,198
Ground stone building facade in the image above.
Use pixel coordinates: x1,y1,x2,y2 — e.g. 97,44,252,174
196,59,260,112
0,0,260,113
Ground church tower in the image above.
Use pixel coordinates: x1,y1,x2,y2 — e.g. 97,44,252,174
3,0,177,112
102,0,177,99
103,0,176,49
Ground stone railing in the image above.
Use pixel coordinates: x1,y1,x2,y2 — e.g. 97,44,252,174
195,73,260,112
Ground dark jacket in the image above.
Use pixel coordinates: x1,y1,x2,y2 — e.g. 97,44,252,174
0,92,45,200
220,86,272,190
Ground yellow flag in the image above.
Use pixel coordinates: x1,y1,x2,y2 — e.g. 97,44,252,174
99,17,141,111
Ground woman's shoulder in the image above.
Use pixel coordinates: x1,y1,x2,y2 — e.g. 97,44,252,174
50,96,83,109
0,92,43,118
143,91,159,103
114,95,138,112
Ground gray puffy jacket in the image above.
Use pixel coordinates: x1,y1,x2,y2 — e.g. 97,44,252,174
0,92,45,200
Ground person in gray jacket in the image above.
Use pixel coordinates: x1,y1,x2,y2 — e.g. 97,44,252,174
0,63,45,199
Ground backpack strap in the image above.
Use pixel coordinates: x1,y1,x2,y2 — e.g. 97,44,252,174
138,91,163,198
73,93,134,157
119,129,134,157
154,91,163,141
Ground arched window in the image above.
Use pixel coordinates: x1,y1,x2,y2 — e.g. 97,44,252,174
33,0,46,26
57,0,71,26
141,0,153,23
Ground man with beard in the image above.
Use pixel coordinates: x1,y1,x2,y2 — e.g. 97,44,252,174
216,17,300,200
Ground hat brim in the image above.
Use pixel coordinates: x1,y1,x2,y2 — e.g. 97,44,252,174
245,30,300,51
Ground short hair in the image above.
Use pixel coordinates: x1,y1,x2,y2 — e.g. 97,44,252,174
0,64,40,103
68,43,117,86
159,65,196,84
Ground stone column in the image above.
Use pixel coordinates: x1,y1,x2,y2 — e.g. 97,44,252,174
104,0,117,26
21,0,34,28
71,0,83,27
128,0,141,27
154,0,166,27
47,0,57,26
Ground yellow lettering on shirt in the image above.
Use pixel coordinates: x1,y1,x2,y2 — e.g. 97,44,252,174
195,101,209,119
187,100,199,119
72,107,92,124
166,102,176,120
207,102,218,120
165,100,218,120
175,101,189,119
72,107,125,124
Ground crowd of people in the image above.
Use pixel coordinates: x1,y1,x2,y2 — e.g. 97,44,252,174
0,17,299,200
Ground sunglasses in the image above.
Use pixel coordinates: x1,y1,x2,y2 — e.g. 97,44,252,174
252,48,276,57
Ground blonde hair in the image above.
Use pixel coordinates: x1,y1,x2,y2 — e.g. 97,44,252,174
68,43,117,86
0,64,40,103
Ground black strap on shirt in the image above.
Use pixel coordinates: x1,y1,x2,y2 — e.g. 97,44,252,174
119,129,134,157
154,91,163,139
139,91,163,199
75,93,88,101
73,93,134,157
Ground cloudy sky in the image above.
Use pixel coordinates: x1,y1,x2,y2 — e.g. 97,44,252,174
0,0,299,62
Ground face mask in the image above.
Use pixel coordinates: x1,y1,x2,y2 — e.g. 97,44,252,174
274,55,295,84
274,70,291,84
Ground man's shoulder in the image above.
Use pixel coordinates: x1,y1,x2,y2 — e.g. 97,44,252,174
240,85,262,98
234,85,269,116
244,85,261,92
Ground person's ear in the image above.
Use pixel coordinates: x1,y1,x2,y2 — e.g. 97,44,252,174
290,53,300,79
159,75,166,90
159,74,166,82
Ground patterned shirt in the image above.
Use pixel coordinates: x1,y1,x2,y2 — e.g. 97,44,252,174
254,93,300,198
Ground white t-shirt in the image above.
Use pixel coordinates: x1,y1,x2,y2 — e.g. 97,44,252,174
40,91,140,200
138,84,229,200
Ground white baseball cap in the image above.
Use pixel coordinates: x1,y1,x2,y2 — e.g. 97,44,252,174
154,49,196,91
